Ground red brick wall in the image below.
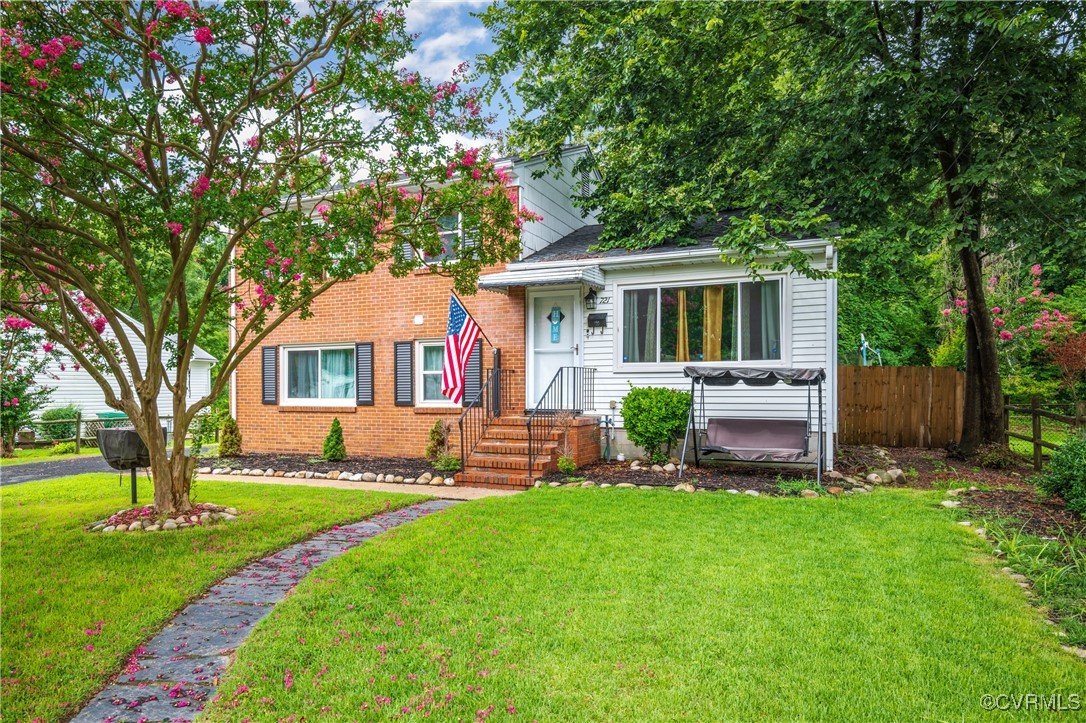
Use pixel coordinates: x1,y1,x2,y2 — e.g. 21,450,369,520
234,261,527,458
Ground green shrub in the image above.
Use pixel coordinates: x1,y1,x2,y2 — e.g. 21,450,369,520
188,411,221,456
39,405,81,440
218,415,242,457
775,478,819,496
434,452,461,472
425,419,450,461
556,456,576,475
49,441,77,456
1035,431,1086,514
975,443,1025,469
323,417,347,462
621,386,691,465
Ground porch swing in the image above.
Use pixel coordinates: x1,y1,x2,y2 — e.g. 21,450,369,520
677,366,827,484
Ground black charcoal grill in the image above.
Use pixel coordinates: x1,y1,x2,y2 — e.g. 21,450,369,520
96,427,165,504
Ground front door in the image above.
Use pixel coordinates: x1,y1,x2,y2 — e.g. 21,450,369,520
529,290,580,407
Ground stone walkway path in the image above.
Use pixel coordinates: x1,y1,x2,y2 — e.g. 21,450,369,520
71,499,458,723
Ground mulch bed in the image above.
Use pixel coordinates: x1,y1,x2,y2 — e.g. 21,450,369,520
198,452,444,479
960,487,1084,537
542,460,817,494
835,445,1034,489
837,444,1081,536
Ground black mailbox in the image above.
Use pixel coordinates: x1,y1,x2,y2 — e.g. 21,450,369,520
587,312,607,329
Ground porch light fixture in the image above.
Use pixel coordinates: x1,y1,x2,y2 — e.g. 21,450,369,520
584,288,597,310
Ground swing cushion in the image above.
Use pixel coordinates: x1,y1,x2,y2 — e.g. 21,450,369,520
702,418,809,462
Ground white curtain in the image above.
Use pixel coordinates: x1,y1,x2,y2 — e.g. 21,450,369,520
623,289,657,363
288,350,319,398
321,349,354,399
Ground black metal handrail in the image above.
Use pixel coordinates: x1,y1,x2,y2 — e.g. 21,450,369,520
525,366,595,481
458,367,515,473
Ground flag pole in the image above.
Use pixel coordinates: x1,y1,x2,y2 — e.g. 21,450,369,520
451,291,495,349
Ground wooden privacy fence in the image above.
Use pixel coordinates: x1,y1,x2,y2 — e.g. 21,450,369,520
837,366,964,448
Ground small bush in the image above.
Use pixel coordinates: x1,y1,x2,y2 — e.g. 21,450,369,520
323,417,347,462
621,386,691,465
425,419,450,461
775,478,818,496
556,456,576,475
975,443,1025,469
1035,431,1086,514
434,452,461,472
50,441,77,456
218,415,242,457
39,405,81,440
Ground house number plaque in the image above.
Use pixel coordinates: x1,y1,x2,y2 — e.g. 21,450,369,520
549,306,565,343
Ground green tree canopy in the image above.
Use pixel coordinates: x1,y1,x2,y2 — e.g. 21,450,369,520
480,1,1086,451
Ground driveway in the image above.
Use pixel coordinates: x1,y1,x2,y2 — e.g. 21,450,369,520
0,455,115,486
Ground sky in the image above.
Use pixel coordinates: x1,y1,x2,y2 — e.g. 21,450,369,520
402,0,513,133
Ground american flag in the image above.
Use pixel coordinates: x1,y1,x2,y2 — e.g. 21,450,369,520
441,296,481,404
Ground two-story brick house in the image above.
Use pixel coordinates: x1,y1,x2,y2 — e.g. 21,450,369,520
232,146,838,489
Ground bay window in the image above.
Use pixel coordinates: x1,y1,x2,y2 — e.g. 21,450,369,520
621,279,782,364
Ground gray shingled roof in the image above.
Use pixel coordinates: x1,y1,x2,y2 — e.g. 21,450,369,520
520,224,726,264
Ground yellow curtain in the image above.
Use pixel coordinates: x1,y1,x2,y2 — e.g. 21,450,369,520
676,289,689,362
703,285,724,361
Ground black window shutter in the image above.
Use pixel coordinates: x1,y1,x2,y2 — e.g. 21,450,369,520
462,339,484,407
355,342,373,406
261,346,278,405
394,341,413,406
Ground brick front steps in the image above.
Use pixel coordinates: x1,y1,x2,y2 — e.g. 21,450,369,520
455,415,600,490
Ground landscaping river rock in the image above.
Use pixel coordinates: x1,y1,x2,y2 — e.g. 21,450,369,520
71,499,458,723
88,504,238,534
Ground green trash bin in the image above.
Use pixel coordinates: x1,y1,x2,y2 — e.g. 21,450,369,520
98,411,129,429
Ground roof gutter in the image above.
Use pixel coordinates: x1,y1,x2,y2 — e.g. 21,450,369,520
507,235,833,272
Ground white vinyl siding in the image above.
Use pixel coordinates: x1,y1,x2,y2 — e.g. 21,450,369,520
34,330,215,418
515,151,599,258
580,254,835,445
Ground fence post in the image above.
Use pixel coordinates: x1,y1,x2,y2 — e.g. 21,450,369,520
74,411,82,453
1002,395,1009,447
1031,395,1042,472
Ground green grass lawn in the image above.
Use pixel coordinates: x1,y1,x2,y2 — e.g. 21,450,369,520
0,445,100,466
205,488,1085,722
0,474,431,722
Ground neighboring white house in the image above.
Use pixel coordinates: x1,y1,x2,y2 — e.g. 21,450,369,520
36,314,217,418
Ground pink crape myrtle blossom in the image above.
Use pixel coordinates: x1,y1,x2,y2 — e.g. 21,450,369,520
193,27,214,45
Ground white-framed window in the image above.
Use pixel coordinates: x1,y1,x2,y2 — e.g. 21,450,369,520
420,213,476,264
416,340,457,407
280,345,355,405
619,278,784,366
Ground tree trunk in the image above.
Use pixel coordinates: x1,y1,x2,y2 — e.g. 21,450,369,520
135,398,194,515
1,431,14,458
958,246,1005,453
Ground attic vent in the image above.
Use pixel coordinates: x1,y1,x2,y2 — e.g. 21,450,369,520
580,170,591,197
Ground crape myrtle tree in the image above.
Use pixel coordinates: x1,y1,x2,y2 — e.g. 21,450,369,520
0,315,65,456
480,1,1086,453
1,0,534,513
